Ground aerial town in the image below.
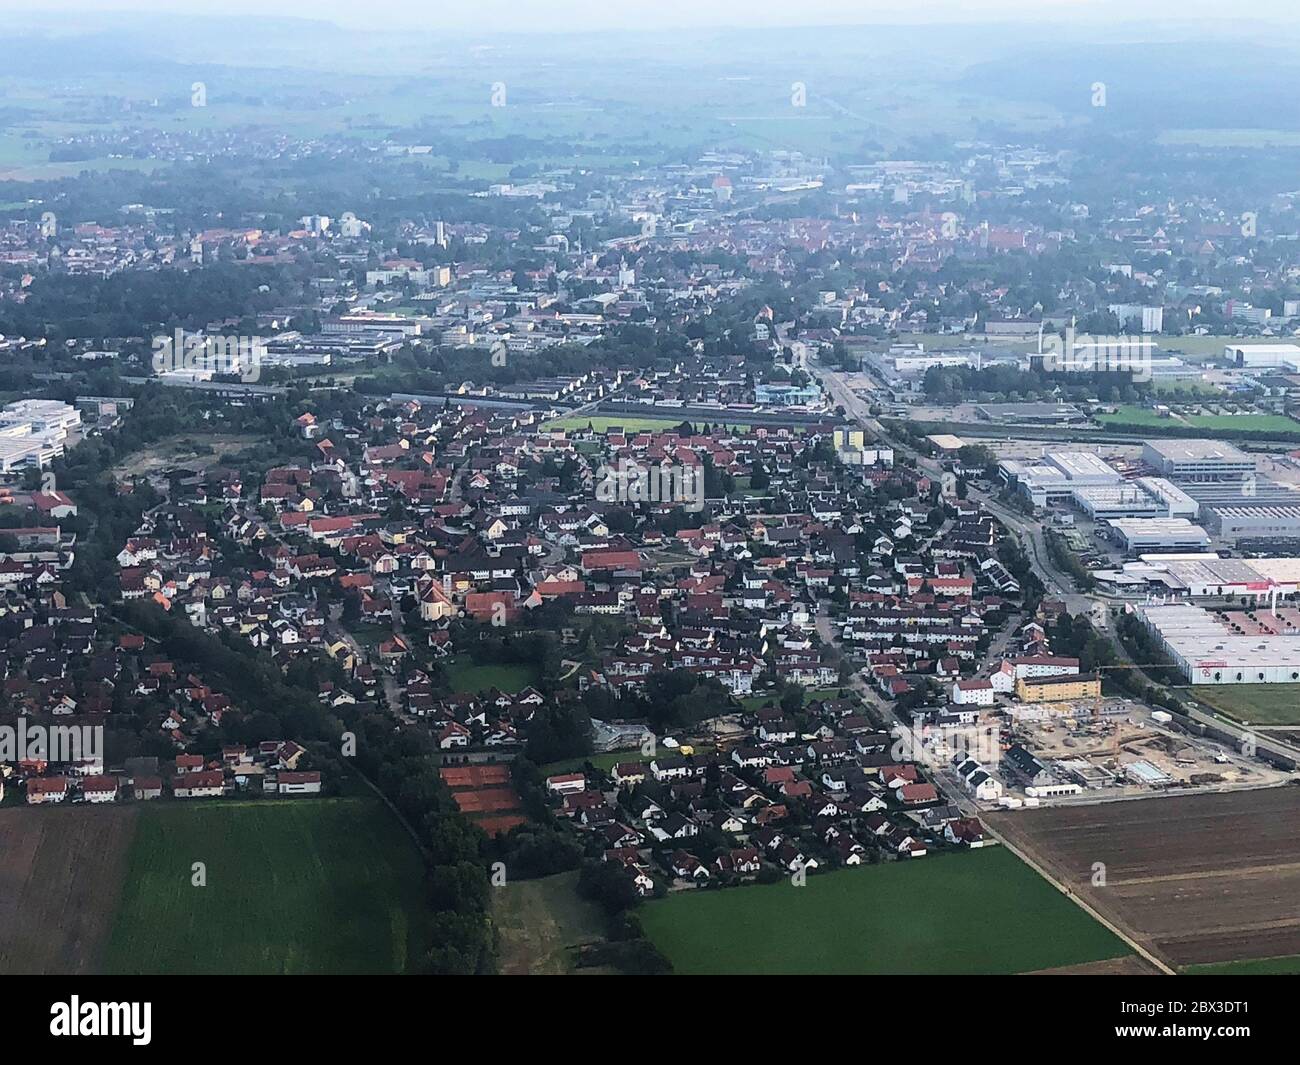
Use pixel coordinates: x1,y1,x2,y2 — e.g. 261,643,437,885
0,5,1297,1024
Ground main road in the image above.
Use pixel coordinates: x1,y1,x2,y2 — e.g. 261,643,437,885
804,346,1100,616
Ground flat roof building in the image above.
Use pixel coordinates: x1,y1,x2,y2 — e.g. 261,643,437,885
0,400,79,474
1134,477,1200,518
1072,483,1163,519
1138,602,1300,685
999,450,1123,507
1108,517,1212,555
1014,673,1102,702
1224,343,1300,369
1141,439,1254,482
1095,555,1300,600
976,402,1086,425
1203,505,1300,543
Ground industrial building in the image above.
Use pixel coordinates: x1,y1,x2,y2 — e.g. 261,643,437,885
1178,479,1300,542
1138,602,1300,684
1141,439,1254,482
1124,760,1173,787
1135,477,1200,518
1071,477,1198,520
891,351,982,375
999,450,1122,507
1095,554,1300,600
1203,505,1300,542
977,402,1087,425
1072,483,1162,519
1224,343,1300,369
0,400,81,474
1107,517,1212,555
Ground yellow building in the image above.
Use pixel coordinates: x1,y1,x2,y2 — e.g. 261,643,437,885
1015,673,1102,702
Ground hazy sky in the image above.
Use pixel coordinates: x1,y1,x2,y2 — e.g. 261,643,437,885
3,0,1297,33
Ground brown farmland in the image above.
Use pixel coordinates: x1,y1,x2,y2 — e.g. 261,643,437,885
988,787,1300,968
0,804,139,973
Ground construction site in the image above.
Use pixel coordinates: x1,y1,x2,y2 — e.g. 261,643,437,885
998,699,1287,801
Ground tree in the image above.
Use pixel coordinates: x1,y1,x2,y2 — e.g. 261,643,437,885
779,682,804,715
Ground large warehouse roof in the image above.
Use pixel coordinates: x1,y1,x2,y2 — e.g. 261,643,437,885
1144,439,1250,463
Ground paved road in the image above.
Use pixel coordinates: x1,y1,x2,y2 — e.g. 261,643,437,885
808,352,1102,615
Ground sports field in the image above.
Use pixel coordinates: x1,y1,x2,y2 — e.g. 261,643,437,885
103,799,430,975
1191,684,1300,725
639,848,1130,975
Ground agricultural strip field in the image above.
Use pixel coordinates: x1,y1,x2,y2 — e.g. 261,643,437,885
639,847,1131,975
1185,954,1300,975
0,805,140,974
1191,684,1300,726
987,787,1300,968
103,798,430,975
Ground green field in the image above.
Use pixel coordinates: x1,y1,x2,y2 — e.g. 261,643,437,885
1150,378,1224,397
640,848,1131,975
445,659,541,694
103,799,430,975
1191,685,1300,725
1097,405,1300,435
1185,954,1300,975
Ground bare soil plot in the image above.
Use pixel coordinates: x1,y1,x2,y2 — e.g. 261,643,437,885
988,787,1300,968
493,870,614,975
0,805,139,974
111,433,264,478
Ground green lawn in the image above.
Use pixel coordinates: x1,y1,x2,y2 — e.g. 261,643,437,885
1191,685,1300,725
346,624,393,649
445,659,541,694
739,688,852,711
640,848,1131,975
1185,954,1300,975
103,799,430,975
1150,378,1224,396
1097,405,1300,435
